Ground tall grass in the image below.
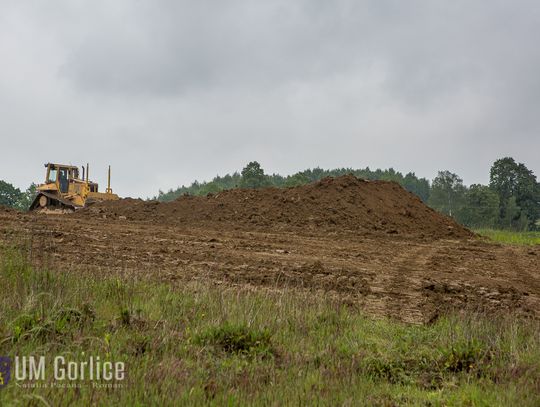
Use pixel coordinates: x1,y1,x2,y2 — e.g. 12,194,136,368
0,247,539,406
475,229,540,245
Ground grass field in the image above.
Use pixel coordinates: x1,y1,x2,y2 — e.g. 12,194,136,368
0,250,540,406
1,248,539,406
475,229,540,245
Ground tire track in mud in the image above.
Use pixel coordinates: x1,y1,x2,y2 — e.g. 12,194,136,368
361,242,438,324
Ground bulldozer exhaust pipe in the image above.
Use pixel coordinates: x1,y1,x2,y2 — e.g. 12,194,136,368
106,165,112,194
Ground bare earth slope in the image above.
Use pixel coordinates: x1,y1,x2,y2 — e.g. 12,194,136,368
75,175,472,240
1,176,538,324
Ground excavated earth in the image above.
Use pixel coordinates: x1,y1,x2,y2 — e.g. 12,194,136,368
1,176,539,324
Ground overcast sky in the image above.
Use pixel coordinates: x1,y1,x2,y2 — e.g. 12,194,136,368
1,0,539,198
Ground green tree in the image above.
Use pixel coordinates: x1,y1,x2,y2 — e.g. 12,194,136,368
15,183,37,210
498,196,529,230
489,157,539,229
240,162,269,189
402,172,430,202
284,173,310,187
428,171,466,217
0,180,22,208
456,184,499,228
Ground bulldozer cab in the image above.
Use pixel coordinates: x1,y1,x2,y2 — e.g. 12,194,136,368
45,164,79,193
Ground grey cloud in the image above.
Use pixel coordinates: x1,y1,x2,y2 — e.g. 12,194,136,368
59,1,385,95
0,0,539,197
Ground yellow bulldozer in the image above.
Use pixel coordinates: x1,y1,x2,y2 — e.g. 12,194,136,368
30,163,119,211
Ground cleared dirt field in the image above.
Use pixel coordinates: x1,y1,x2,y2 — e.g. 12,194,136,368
1,176,539,324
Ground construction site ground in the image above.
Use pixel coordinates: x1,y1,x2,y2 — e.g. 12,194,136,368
1,176,538,324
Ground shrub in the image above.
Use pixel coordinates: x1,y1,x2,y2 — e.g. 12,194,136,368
196,323,273,357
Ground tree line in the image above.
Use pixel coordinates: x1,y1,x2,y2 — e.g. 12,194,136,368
1,157,538,230
429,158,539,230
156,162,431,203
156,158,539,231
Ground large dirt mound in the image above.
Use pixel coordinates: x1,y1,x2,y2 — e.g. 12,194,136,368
76,175,471,239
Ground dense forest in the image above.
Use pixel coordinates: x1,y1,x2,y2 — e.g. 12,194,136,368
1,157,538,231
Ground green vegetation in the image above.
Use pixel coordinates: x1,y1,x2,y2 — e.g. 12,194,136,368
239,161,271,190
490,157,539,230
1,248,539,406
475,229,540,245
426,157,539,231
0,182,36,211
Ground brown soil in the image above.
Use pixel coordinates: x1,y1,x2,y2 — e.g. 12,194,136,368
75,176,472,240
1,176,538,324
0,205,17,214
